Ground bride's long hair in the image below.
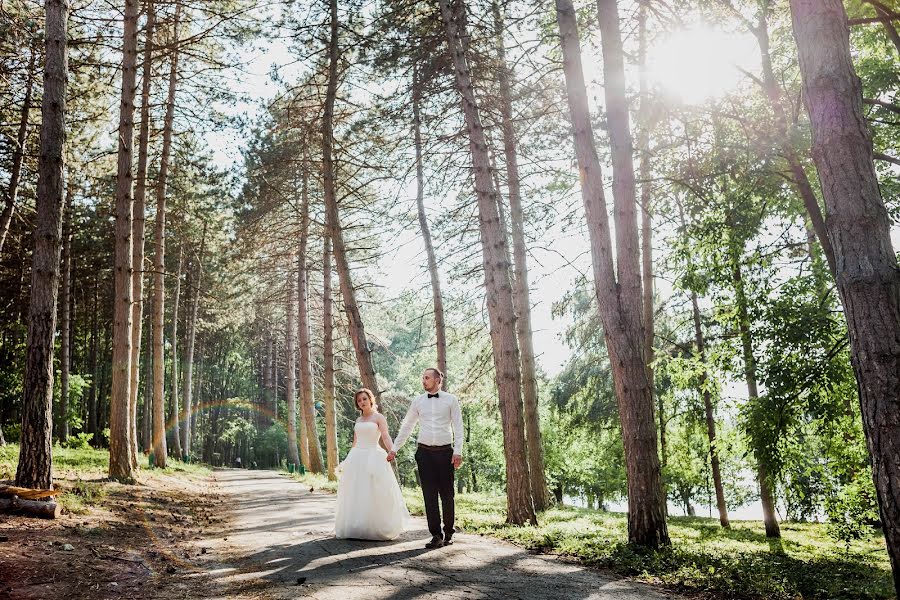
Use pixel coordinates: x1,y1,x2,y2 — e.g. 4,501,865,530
354,388,378,413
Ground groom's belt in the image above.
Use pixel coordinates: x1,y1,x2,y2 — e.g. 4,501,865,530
417,443,452,451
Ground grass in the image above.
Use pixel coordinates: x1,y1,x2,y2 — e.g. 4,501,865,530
288,473,892,600
427,493,892,600
0,443,211,512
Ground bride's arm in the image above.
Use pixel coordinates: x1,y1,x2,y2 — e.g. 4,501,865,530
377,415,394,450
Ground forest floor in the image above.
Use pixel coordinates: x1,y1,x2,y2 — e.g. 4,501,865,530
0,447,891,600
0,446,227,600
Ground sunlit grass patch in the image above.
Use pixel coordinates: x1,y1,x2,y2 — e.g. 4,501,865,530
427,491,892,600
287,469,339,493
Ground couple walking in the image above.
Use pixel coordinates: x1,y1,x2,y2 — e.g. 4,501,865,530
333,368,464,549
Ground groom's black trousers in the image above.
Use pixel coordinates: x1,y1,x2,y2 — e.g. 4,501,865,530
415,444,454,538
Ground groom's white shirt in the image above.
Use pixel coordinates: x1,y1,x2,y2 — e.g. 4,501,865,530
391,391,464,455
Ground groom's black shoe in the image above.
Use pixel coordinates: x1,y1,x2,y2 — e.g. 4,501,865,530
425,535,444,548
443,532,453,545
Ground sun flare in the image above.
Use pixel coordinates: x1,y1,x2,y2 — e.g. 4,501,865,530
647,24,758,104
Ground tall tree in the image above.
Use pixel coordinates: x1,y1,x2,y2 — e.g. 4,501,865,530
58,187,72,442
323,231,338,480
298,163,324,474
109,0,141,482
169,247,184,459
16,0,68,490
790,0,900,589
130,0,156,468
439,0,536,526
182,221,206,458
411,67,448,387
491,0,551,511
555,0,668,546
0,41,37,255
151,1,183,469
321,0,379,397
729,240,780,538
285,257,301,469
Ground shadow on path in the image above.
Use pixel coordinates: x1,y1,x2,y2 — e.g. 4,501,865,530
197,469,678,600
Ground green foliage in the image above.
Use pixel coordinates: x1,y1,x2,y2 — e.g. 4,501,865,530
61,432,95,450
824,478,881,551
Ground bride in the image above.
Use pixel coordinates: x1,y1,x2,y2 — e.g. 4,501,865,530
334,388,409,540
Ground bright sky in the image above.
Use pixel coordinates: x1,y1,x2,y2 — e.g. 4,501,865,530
207,17,763,378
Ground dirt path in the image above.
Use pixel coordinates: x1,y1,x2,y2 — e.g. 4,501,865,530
198,469,681,600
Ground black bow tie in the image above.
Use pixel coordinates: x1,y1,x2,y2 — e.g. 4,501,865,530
427,393,440,398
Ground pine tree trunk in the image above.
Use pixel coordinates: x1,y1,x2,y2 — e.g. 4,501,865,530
323,232,338,481
730,249,781,538
142,303,153,452
58,186,72,442
321,0,379,397
151,2,181,469
182,223,205,458
790,0,900,589
439,0,536,526
0,42,37,255
636,0,658,457
285,260,301,469
298,167,324,473
16,0,68,490
129,0,155,469
556,0,668,546
109,0,140,482
411,69,448,386
88,274,99,443
169,248,183,459
491,0,550,512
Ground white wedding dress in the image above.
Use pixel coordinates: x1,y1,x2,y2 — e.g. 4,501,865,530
334,421,409,540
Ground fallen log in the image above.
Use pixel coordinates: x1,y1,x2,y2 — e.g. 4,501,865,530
0,496,62,519
0,485,60,500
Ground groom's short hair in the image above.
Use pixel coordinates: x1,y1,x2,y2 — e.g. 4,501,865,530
425,367,444,381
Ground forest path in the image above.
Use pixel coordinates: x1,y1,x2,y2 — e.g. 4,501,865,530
196,468,680,600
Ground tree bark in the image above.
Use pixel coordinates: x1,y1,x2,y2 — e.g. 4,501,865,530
321,0,379,398
439,0,536,526
129,0,155,469
88,274,99,443
182,222,206,458
298,164,325,474
151,1,181,469
169,247,183,459
0,42,37,255
730,247,781,538
323,231,338,481
16,0,68,491
58,186,72,442
109,0,140,482
141,301,153,452
790,0,900,589
491,0,551,512
412,68,448,387
636,0,658,461
556,0,668,546
285,258,301,469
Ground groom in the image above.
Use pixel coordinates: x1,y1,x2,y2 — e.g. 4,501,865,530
387,368,463,548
